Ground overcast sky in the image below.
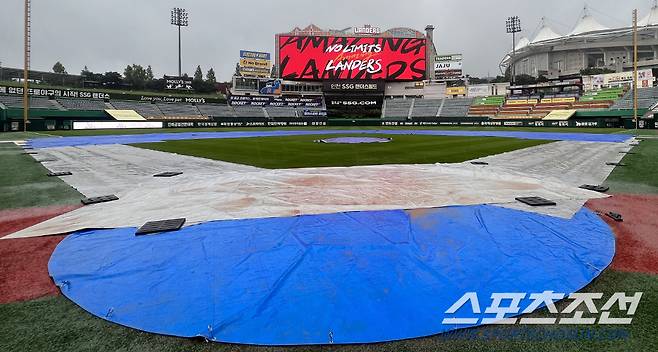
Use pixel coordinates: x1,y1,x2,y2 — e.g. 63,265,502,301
0,0,653,80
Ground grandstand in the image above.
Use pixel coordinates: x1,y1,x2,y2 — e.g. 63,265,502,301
384,98,476,119
265,107,297,118
383,99,413,119
155,103,204,120
233,106,266,118
410,99,442,118
197,104,237,118
612,86,658,109
0,95,58,109
438,98,473,117
108,101,162,119
57,98,108,111
468,96,505,117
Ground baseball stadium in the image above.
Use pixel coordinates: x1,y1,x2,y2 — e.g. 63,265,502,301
1,1,658,352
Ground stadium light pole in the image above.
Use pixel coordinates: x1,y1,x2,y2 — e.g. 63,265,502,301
632,9,639,136
23,0,31,132
506,16,521,86
171,8,189,77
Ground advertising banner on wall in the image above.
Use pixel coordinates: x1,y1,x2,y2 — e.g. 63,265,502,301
583,69,654,90
325,96,383,109
467,85,491,97
164,76,194,90
240,50,271,60
278,36,426,81
322,81,385,93
0,85,110,99
239,50,272,78
240,58,271,69
229,95,323,107
435,54,463,80
446,86,466,96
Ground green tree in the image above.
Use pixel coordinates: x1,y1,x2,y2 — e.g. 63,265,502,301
101,71,123,88
490,75,508,83
123,64,148,90
146,65,155,82
53,61,67,74
193,65,203,83
206,68,216,84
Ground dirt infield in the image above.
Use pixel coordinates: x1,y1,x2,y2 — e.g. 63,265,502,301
587,194,658,275
0,205,81,238
0,235,65,304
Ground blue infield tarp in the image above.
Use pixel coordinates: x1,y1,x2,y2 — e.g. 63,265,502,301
49,205,615,345
31,129,631,148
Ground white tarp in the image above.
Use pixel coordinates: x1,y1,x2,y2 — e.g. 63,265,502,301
4,139,633,239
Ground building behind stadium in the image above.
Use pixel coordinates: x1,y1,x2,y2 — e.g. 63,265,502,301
501,4,658,80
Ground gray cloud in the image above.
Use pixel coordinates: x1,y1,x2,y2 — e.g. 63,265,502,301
0,0,652,80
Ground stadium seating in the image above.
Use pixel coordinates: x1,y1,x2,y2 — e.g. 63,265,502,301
410,99,442,118
0,95,58,109
580,87,625,102
438,98,473,117
265,107,298,118
468,96,505,116
383,99,412,119
154,103,210,121
57,98,108,111
494,98,539,119
233,106,266,118
109,101,164,118
196,104,237,118
611,87,658,109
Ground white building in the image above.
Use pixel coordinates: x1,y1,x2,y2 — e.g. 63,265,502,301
501,3,658,79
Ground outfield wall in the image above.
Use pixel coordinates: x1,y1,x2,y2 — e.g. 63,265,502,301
2,107,655,131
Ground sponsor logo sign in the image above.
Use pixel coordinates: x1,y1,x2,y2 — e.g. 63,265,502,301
323,81,385,93
229,95,323,107
240,50,271,60
354,24,382,35
164,76,193,91
446,86,466,96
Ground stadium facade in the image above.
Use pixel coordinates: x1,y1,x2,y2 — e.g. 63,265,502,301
501,4,658,79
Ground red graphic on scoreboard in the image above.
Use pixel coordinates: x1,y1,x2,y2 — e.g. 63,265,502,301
278,36,426,81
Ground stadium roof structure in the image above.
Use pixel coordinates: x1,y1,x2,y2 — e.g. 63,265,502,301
531,19,562,43
568,6,610,36
500,2,658,72
639,1,658,26
278,24,426,38
515,37,530,51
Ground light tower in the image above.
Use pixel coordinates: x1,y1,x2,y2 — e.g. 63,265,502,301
506,16,522,85
170,8,189,77
23,0,31,132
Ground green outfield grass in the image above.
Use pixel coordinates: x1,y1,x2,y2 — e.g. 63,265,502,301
131,134,551,169
0,143,82,210
605,139,658,194
1,270,655,352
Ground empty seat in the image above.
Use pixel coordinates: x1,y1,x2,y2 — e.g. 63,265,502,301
0,95,57,109
384,99,412,119
57,98,107,111
411,99,442,117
